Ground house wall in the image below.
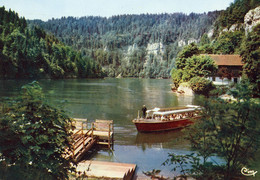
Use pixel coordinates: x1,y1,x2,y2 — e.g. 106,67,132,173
208,76,241,85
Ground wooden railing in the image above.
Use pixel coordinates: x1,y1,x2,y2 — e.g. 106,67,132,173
70,128,95,162
92,119,114,148
65,119,114,162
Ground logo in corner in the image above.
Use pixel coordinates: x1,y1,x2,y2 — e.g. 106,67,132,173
241,167,258,177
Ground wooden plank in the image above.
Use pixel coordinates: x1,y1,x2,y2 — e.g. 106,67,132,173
76,160,136,179
73,118,88,130
96,119,113,123
75,138,97,162
91,131,113,137
67,119,115,162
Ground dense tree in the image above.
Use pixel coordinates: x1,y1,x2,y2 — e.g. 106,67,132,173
164,82,260,179
175,43,200,69
0,6,104,79
213,31,244,54
171,53,217,88
189,76,214,96
0,81,74,179
214,0,260,34
199,33,211,46
187,82,260,179
240,24,260,97
29,11,220,78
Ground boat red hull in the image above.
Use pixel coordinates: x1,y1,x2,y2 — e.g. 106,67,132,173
133,118,194,132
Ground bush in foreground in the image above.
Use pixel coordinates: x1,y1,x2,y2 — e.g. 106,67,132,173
0,81,74,180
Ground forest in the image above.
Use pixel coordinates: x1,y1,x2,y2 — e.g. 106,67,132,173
29,11,220,78
0,7,104,79
1,0,259,79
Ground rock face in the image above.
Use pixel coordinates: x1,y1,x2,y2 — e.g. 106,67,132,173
178,40,186,47
229,23,244,32
188,38,198,45
178,39,199,47
221,23,243,33
146,42,164,55
127,43,138,55
207,29,214,39
244,6,260,34
173,83,194,96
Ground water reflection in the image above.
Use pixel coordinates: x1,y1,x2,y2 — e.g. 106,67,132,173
135,129,190,150
0,78,200,177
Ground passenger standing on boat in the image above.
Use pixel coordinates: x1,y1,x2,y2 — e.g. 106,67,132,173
142,105,147,118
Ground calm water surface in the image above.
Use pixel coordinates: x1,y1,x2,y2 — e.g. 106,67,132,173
0,78,217,177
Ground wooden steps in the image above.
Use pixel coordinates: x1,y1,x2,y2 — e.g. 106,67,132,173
76,160,136,180
66,118,114,163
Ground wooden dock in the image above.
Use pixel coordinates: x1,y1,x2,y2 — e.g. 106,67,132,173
91,119,114,148
65,118,114,163
66,119,137,180
76,160,136,180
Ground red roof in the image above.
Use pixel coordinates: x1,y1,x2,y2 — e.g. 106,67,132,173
207,54,243,66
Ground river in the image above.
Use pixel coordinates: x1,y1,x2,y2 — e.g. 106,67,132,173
0,78,222,178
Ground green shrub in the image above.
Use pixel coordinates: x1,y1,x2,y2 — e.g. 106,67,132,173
0,81,74,179
189,77,215,96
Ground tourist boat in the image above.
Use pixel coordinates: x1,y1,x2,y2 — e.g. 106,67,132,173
132,105,202,132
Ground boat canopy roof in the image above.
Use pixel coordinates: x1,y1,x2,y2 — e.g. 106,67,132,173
153,107,200,116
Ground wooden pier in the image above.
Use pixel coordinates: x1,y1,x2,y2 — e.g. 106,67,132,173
91,119,114,148
66,118,137,180
76,160,136,180
66,118,114,163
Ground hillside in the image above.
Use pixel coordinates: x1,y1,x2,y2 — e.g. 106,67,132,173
171,0,260,96
0,6,104,79
29,11,220,78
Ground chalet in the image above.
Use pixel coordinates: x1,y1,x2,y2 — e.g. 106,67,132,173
207,54,243,85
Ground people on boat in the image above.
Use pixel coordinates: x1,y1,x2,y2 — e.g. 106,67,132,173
142,105,147,118
161,115,166,121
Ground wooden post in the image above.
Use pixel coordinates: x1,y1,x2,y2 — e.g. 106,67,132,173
108,123,111,148
72,143,75,160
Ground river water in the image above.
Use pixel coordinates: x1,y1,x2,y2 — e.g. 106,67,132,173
0,78,220,178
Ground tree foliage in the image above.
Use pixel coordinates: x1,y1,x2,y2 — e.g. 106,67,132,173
29,12,220,78
164,82,260,179
186,82,260,179
175,43,200,69
189,77,215,96
0,81,74,179
0,6,104,79
240,24,260,97
215,0,260,30
213,31,244,54
171,51,217,88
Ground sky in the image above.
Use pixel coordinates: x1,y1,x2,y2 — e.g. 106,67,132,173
0,0,234,21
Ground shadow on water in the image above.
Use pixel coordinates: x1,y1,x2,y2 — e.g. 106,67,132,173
135,129,190,150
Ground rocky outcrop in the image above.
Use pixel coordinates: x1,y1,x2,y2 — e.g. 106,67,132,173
229,23,244,32
146,42,164,55
171,83,194,96
178,40,186,47
177,84,194,96
188,38,198,45
127,43,138,55
244,6,260,34
221,23,243,33
207,29,214,39
178,38,199,47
